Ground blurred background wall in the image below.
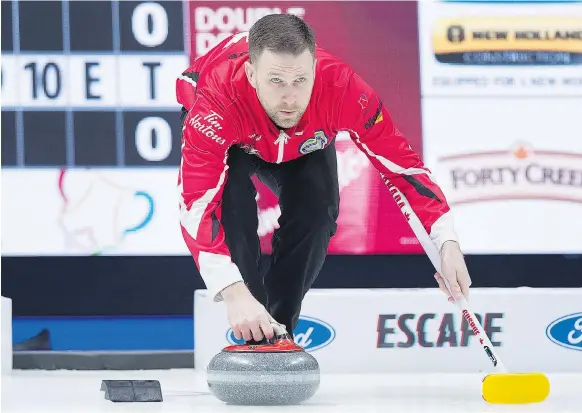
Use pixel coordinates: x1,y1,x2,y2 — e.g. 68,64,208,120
1,0,581,361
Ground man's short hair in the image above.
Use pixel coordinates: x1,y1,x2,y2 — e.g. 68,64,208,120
248,14,315,64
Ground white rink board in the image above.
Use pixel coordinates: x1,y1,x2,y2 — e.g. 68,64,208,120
194,288,582,374
2,297,13,374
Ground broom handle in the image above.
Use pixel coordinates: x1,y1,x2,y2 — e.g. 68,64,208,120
396,192,508,373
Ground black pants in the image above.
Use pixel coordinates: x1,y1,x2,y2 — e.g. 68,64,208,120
220,143,340,336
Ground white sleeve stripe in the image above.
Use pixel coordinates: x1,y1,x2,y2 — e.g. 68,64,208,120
178,75,197,87
346,129,431,176
178,149,229,242
347,128,457,247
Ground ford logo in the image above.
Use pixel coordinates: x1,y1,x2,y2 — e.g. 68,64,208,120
226,315,336,351
546,313,582,351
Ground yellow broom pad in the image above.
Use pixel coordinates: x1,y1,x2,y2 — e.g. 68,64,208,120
482,373,550,404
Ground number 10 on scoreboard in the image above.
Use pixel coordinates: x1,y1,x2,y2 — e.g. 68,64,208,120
2,54,187,108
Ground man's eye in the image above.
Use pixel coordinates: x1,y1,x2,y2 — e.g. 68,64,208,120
295,77,306,82
270,78,282,83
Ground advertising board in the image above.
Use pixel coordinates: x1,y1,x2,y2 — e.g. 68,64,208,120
194,288,582,373
418,1,582,97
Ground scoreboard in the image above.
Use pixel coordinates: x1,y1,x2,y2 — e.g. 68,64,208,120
1,0,188,168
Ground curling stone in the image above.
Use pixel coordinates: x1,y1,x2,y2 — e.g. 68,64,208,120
206,322,320,405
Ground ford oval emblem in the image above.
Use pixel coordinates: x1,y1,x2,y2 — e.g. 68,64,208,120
226,315,336,351
546,312,582,351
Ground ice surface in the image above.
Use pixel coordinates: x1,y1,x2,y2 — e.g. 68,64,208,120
2,369,581,413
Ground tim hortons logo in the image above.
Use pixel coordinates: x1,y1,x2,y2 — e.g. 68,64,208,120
436,142,582,205
189,111,226,145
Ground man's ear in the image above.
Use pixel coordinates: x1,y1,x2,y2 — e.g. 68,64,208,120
244,61,257,89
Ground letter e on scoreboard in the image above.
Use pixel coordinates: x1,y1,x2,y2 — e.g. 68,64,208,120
68,56,117,107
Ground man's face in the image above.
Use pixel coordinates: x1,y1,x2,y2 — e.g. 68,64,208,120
245,49,316,129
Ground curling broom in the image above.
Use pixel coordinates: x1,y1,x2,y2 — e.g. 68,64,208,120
393,185,550,404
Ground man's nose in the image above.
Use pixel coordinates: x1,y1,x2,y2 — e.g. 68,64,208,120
282,86,296,106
